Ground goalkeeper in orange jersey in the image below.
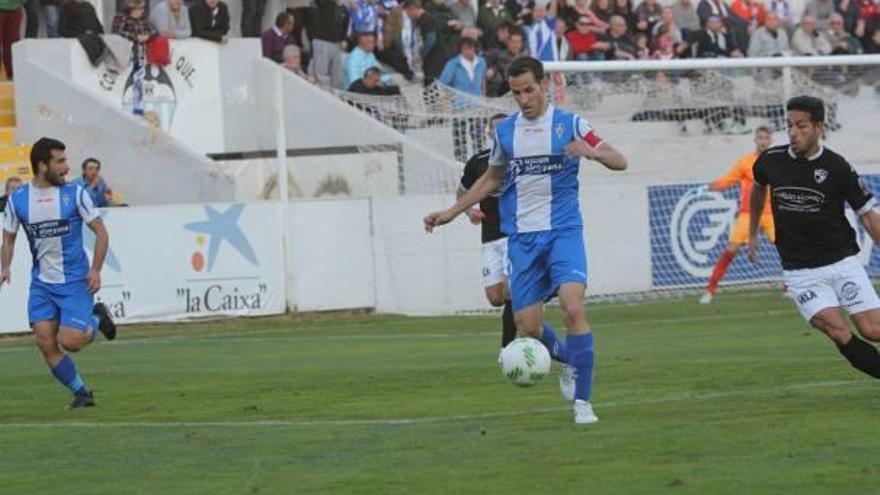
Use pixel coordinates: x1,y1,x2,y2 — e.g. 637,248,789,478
700,126,775,304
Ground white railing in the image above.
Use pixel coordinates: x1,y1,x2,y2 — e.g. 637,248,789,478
545,54,880,73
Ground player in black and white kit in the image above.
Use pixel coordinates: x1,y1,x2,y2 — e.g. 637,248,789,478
749,96,880,379
458,113,518,347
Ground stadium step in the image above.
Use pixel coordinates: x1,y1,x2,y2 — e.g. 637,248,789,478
0,81,30,184
0,145,31,184
0,127,14,145
0,81,13,127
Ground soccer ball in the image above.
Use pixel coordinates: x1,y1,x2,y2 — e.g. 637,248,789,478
500,338,551,387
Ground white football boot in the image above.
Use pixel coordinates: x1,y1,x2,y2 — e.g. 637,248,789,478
699,292,713,305
573,400,599,424
559,364,576,402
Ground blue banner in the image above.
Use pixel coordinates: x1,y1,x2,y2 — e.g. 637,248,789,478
648,176,880,290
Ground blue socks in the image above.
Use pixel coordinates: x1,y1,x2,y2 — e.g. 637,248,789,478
539,322,568,363
51,355,88,396
539,325,596,401
567,332,595,402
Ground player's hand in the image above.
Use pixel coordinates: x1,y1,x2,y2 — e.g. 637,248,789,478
423,210,456,233
0,269,10,290
465,208,485,225
747,237,759,265
86,269,101,294
565,140,601,160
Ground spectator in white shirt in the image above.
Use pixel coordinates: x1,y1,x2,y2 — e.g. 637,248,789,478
150,0,192,39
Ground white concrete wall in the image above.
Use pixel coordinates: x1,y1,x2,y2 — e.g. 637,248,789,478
13,45,236,205
289,198,376,311
0,185,656,332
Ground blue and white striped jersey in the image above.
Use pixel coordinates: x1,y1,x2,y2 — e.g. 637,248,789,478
2,182,100,284
489,105,603,235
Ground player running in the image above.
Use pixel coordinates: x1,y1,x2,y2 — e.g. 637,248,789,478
1,137,117,409
700,126,775,304
460,112,575,396
749,96,880,381
459,113,520,346
425,57,628,424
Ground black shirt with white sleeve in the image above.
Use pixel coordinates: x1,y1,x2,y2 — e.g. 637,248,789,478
459,149,505,244
753,145,875,270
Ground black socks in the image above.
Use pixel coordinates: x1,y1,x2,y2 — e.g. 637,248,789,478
838,335,880,379
501,300,516,348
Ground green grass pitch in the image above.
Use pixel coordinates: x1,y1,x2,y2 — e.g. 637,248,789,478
2,290,879,494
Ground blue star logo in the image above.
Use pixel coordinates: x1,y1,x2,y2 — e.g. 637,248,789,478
84,214,121,273
184,204,258,271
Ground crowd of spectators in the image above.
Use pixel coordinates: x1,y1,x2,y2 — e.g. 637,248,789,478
0,0,874,86
246,0,879,99
0,0,234,78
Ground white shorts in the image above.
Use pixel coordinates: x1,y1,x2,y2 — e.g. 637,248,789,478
784,256,880,321
481,237,508,288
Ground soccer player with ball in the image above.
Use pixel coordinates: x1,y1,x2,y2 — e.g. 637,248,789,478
424,57,628,424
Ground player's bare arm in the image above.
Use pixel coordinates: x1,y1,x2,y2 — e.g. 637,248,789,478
564,140,627,171
456,186,485,225
424,166,506,232
0,230,15,288
86,217,109,293
747,183,768,264
859,208,880,247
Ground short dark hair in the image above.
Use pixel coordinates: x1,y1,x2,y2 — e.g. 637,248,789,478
30,137,66,175
457,36,477,52
403,0,422,9
123,0,145,14
82,157,101,170
786,95,825,123
508,27,524,39
363,66,381,78
275,11,293,28
507,56,544,82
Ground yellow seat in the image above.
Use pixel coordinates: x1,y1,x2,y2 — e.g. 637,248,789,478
0,144,32,184
0,80,22,185
0,128,15,145
0,82,14,98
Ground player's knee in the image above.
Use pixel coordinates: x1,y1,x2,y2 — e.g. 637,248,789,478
560,300,585,324
517,326,541,338
59,342,84,353
57,332,87,353
514,317,540,338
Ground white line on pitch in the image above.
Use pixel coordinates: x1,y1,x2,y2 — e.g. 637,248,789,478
0,308,794,353
0,379,867,429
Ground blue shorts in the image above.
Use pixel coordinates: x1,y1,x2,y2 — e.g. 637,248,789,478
28,279,94,331
507,227,588,311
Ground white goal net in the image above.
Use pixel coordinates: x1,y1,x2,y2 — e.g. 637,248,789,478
327,55,880,304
